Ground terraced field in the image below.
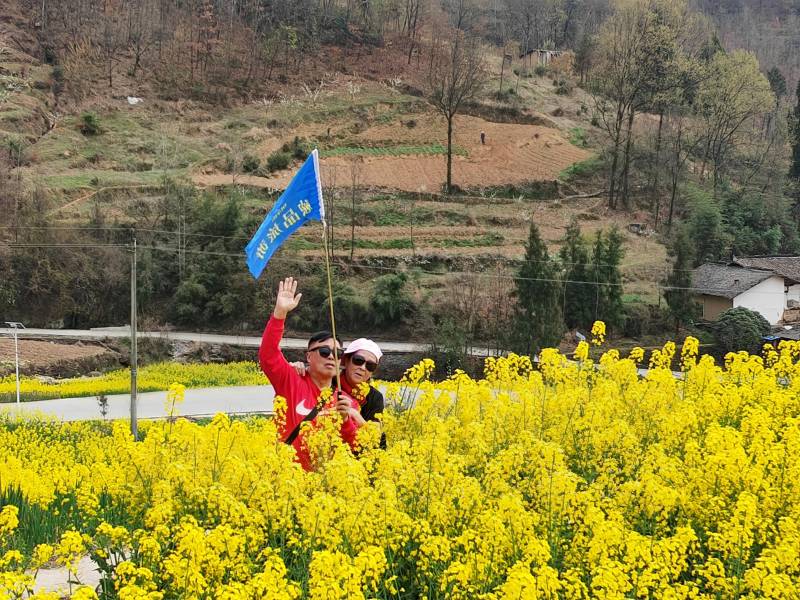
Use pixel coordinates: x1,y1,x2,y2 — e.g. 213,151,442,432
194,114,592,192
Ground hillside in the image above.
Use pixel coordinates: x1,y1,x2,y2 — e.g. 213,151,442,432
0,5,53,145
697,0,800,90
6,61,670,309
2,0,737,350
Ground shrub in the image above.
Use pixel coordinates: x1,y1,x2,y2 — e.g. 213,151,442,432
430,316,469,375
555,79,573,95
171,279,208,325
370,273,415,327
569,127,587,147
280,136,310,160
51,65,65,96
492,88,518,103
79,112,101,136
241,154,260,173
43,45,57,65
133,160,153,172
712,307,770,355
622,302,670,338
559,157,603,181
289,274,366,332
534,65,548,77
266,151,291,172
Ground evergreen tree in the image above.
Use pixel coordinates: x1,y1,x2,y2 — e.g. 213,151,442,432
790,79,800,181
601,227,625,330
664,229,699,333
766,67,787,106
685,188,728,265
513,222,563,355
587,229,625,331
559,219,593,330
587,233,605,325
700,32,724,62
170,193,258,325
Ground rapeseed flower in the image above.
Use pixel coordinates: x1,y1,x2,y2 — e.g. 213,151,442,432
2,338,800,597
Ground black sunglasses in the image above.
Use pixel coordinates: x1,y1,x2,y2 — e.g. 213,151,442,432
307,346,342,359
350,354,379,372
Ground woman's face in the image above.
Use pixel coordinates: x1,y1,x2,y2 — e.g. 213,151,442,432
343,350,379,385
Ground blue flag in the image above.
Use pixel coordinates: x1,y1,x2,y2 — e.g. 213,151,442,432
245,149,325,279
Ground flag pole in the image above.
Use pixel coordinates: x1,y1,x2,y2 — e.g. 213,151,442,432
321,218,342,393
315,149,341,394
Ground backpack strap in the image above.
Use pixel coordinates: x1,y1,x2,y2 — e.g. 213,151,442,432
283,403,321,446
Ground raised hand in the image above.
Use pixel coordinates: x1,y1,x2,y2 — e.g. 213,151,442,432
273,277,302,319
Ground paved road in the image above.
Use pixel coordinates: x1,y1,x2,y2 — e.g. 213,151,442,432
0,385,276,421
0,326,499,357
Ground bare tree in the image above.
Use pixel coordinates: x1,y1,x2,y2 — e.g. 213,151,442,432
100,0,125,88
403,0,425,65
665,110,699,230
590,0,682,210
128,0,154,77
347,157,362,263
322,164,339,260
426,29,486,194
442,0,480,32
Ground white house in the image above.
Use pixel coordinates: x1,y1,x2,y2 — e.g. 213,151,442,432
691,260,798,325
731,256,800,305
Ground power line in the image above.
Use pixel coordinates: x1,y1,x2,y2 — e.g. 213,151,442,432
135,227,253,242
2,243,131,248
0,226,131,231
0,225,692,273
137,244,787,295
0,240,784,294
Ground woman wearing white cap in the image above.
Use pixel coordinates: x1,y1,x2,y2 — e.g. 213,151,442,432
339,338,384,438
292,337,385,447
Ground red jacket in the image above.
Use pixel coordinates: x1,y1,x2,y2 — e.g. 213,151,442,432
259,316,359,470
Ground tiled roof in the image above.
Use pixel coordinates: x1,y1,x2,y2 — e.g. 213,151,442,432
732,256,800,284
691,263,775,299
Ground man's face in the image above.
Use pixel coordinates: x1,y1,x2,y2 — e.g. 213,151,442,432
306,338,342,380
343,350,379,385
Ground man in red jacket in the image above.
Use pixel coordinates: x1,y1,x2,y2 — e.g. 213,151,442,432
259,276,360,470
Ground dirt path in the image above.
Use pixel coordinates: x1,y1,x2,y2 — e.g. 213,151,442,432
193,115,592,192
48,184,157,216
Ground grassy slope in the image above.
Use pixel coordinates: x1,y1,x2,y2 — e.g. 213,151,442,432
24,84,425,193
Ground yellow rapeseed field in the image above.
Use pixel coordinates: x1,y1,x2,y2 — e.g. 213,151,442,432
2,335,800,599
0,362,267,402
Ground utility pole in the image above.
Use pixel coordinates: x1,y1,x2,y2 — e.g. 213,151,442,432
4,322,24,406
130,232,138,440
178,194,186,279
410,194,415,257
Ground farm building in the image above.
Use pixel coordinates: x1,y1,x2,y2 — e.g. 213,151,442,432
518,48,565,66
692,256,800,325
